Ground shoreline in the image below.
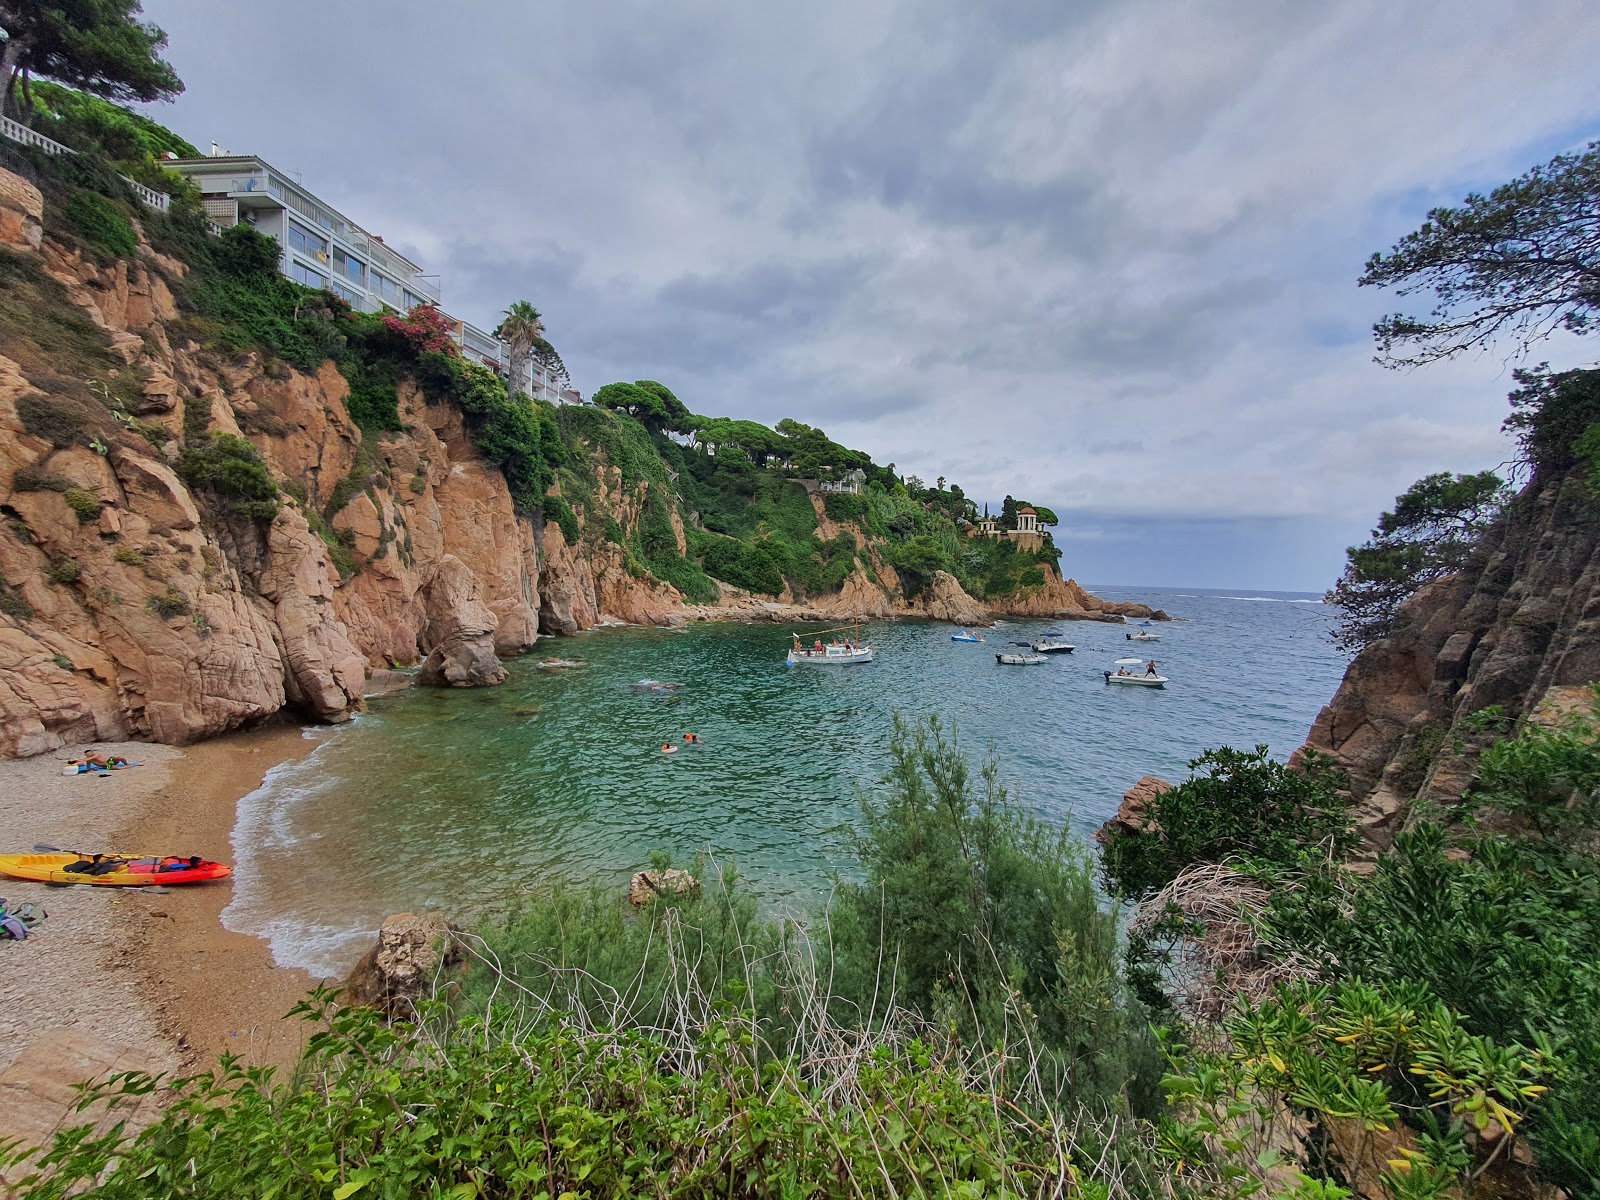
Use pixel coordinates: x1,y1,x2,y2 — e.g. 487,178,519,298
114,722,336,1075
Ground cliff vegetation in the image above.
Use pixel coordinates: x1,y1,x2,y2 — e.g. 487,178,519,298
0,92,1152,759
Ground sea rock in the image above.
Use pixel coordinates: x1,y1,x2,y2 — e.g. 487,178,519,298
628,868,700,907
417,556,507,687
343,912,464,1021
1096,775,1174,844
913,571,991,626
988,567,1166,622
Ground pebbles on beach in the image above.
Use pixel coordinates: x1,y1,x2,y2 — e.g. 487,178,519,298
0,743,183,1101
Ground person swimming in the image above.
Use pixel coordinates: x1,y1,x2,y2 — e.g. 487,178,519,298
661,743,677,754
683,733,701,744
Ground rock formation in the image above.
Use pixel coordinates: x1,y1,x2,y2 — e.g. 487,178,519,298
1296,461,1600,849
1096,775,1174,844
0,165,1167,758
342,912,463,1021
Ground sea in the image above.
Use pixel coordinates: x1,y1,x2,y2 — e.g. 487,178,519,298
222,586,1349,976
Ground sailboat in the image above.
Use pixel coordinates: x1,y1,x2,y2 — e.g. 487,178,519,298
786,619,875,666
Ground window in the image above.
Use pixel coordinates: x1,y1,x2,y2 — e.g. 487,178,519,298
403,290,426,311
285,221,328,259
370,272,402,303
289,261,327,288
328,278,361,306
332,248,365,286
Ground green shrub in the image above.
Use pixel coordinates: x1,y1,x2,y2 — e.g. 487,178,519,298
113,546,146,566
0,576,32,620
147,587,190,619
46,558,81,585
831,714,1162,1112
62,488,100,524
15,392,104,449
1100,745,1354,899
542,494,580,545
62,191,137,260
0,993,1169,1200
176,433,279,522
52,654,72,671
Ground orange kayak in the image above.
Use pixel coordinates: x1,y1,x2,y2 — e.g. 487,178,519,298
0,853,232,887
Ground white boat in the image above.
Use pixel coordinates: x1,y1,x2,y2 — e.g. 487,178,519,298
996,652,1046,665
787,625,875,666
1105,657,1167,687
1031,635,1075,654
1124,622,1161,643
951,630,984,643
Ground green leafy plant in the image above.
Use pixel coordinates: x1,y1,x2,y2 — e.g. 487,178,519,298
61,191,137,260
62,487,100,524
46,557,80,585
1101,744,1353,899
175,432,279,522
146,587,189,619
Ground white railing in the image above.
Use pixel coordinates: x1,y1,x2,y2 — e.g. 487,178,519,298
122,178,169,212
1,115,67,155
0,114,170,211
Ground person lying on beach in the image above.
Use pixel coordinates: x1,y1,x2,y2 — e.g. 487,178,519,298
74,753,130,769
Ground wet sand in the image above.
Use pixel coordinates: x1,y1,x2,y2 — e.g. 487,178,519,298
115,722,336,1074
0,723,334,1084
0,724,329,1167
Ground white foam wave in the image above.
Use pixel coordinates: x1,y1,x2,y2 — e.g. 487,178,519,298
222,731,370,976
1221,596,1324,604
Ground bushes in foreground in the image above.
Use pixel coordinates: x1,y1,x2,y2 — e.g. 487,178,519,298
1,996,1175,1200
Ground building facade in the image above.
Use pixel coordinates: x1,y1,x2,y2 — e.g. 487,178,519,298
171,153,580,405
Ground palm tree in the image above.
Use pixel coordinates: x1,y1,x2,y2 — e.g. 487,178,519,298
496,301,545,400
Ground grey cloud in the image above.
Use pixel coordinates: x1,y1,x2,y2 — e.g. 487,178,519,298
135,0,1600,588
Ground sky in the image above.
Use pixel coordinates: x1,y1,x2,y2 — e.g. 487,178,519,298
133,0,1600,591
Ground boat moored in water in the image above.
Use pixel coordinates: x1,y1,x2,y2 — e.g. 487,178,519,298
950,630,984,642
1105,657,1167,687
996,652,1047,665
1031,634,1075,653
787,623,876,666
1124,622,1161,642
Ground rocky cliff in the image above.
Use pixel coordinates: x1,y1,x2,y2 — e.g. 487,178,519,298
1296,461,1600,848
0,166,1156,758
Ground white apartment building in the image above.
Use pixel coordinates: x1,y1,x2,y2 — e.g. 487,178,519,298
171,153,580,405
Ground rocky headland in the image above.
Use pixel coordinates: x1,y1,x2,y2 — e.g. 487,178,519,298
0,166,1162,761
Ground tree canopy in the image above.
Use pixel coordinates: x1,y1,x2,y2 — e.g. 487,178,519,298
1325,470,1509,653
1361,139,1600,368
1,0,182,118
593,380,692,433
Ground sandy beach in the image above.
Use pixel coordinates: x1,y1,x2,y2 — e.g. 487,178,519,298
0,722,338,1164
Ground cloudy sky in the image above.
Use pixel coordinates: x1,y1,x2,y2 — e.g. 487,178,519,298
137,0,1600,590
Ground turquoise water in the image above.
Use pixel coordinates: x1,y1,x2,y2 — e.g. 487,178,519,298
224,587,1348,975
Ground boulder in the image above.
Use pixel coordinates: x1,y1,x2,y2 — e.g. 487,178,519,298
628,868,699,907
1096,775,1174,844
417,556,507,687
343,912,463,1021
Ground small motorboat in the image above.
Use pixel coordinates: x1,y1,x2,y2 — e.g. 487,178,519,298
951,630,984,642
1031,634,1075,654
0,852,232,887
1124,622,1161,643
1105,657,1167,687
996,652,1046,665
